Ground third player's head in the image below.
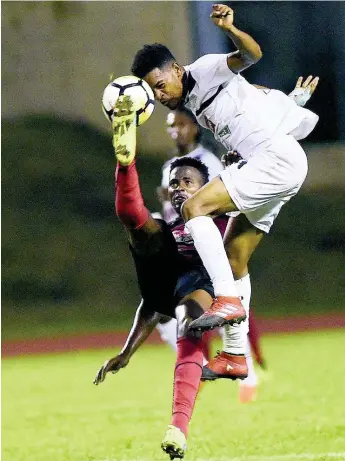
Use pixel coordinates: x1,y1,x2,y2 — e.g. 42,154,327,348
168,157,209,215
131,44,184,110
166,108,201,156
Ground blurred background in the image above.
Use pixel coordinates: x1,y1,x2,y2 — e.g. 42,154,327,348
2,1,345,342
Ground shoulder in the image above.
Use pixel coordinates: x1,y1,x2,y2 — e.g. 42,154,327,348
188,54,229,72
186,54,236,95
186,54,229,81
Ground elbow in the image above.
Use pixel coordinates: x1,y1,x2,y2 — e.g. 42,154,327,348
243,46,262,67
252,46,263,63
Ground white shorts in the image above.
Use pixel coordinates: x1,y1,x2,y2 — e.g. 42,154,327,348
220,135,308,233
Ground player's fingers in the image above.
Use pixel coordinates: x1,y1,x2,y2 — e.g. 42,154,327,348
295,76,303,89
219,6,232,17
309,76,319,94
93,367,104,385
211,4,231,17
302,75,313,88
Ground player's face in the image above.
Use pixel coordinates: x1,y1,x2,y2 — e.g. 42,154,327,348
168,112,199,151
144,63,184,110
168,166,205,214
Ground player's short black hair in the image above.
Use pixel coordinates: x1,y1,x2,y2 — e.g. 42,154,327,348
131,44,176,78
174,107,202,142
169,157,209,185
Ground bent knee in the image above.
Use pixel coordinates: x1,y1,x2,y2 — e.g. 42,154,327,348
181,196,207,221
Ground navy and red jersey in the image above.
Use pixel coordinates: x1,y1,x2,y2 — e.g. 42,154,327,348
168,216,229,266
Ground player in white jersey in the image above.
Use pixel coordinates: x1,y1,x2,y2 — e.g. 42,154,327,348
131,3,319,382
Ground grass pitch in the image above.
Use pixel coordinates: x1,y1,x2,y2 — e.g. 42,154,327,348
2,330,345,461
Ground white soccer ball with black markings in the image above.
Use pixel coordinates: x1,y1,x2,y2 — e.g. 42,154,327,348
102,75,155,126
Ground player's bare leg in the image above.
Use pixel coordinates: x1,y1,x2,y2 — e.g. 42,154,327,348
162,289,211,459
182,177,246,331
202,214,264,380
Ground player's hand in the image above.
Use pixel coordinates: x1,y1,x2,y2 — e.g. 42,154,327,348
296,75,319,96
93,353,130,385
221,151,242,167
210,4,234,30
289,75,319,107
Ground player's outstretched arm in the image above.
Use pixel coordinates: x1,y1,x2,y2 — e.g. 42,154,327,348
93,301,164,385
253,75,319,107
210,4,262,73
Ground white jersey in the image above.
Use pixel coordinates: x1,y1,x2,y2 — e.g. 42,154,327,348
261,88,319,141
161,145,223,222
183,54,318,160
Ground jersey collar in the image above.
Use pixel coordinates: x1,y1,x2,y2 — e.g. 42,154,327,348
181,70,196,105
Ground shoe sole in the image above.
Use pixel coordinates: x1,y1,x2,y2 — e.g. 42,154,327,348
161,442,185,460
112,96,136,165
189,314,247,332
201,372,248,382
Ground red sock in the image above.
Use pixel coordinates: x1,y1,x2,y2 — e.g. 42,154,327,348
248,308,266,368
172,336,203,437
201,331,213,361
115,161,149,229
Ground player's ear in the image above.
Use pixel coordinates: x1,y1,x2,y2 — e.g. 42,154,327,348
172,62,183,78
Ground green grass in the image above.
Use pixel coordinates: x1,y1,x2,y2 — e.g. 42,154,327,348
2,330,345,461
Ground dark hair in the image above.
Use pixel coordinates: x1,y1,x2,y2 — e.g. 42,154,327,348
131,43,176,78
169,157,209,184
174,107,202,142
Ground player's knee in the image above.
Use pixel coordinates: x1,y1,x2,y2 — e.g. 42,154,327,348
181,196,206,221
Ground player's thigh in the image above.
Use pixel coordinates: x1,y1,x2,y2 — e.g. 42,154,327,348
175,289,213,338
130,224,180,316
182,176,239,221
220,140,307,233
224,214,265,279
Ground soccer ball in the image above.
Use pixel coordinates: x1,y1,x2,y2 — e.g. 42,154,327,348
102,76,155,126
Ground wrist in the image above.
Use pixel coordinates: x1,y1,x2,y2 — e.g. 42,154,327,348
119,349,131,359
224,24,237,34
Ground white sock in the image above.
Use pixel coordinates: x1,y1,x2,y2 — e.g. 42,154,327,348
240,336,258,387
156,318,177,351
185,216,237,297
223,274,251,355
